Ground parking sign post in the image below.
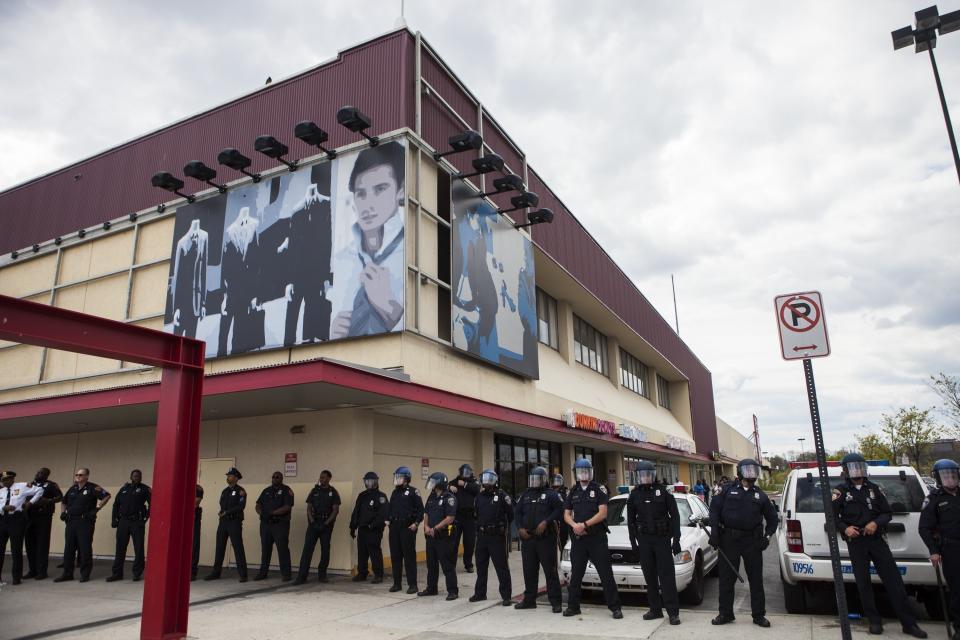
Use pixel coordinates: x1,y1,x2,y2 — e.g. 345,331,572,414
776,292,850,640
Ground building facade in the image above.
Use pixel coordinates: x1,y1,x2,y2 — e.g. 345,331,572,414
0,29,722,573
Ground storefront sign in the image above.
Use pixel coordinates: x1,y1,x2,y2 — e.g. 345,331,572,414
665,435,695,453
562,409,616,435
421,457,430,480
616,423,647,443
284,452,297,477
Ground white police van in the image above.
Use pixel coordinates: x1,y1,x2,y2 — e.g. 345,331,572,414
777,464,939,615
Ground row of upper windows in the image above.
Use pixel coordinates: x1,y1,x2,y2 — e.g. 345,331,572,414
536,287,670,409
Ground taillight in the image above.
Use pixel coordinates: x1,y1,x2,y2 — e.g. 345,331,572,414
786,519,803,552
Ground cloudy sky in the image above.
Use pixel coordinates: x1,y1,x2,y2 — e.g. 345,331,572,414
1,1,958,456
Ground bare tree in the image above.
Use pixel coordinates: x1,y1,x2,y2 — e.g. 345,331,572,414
930,373,960,436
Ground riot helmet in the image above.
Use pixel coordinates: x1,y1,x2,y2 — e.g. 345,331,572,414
480,468,498,489
363,471,379,490
636,460,656,485
458,464,474,480
393,466,412,487
737,458,761,482
933,459,960,490
528,466,548,489
840,453,868,481
426,471,448,494
573,457,594,483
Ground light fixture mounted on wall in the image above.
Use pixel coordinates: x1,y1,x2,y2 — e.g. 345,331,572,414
151,172,196,204
434,130,483,161
294,121,337,160
183,161,228,193
217,148,261,183
254,135,298,171
456,153,505,180
513,208,554,229
336,105,379,147
498,191,539,214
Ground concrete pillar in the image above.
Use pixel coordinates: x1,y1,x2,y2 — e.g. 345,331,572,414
557,300,575,366
562,442,577,482
607,338,622,388
476,428,494,472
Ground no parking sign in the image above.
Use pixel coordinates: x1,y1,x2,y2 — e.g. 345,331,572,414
774,291,830,360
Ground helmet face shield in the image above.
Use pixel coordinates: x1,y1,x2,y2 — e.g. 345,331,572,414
845,461,868,480
575,467,593,482
480,471,498,487
552,475,563,487
941,469,960,489
740,464,761,480
460,465,474,480
528,472,545,488
364,478,378,489
426,478,440,493
638,470,656,485
393,473,407,486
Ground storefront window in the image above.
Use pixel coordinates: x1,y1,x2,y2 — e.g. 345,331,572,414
495,435,564,498
656,460,679,485
574,446,594,463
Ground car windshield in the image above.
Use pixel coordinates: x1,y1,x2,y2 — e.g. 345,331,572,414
607,496,693,525
795,474,926,513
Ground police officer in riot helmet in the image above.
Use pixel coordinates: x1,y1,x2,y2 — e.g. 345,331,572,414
708,458,776,627
350,471,388,583
515,466,565,613
552,473,569,554
469,469,513,605
835,453,926,637
564,457,624,619
920,459,960,639
387,466,423,594
449,463,480,573
420,471,459,600
627,461,682,625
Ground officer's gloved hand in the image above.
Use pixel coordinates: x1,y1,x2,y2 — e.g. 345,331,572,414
60,512,68,522
759,537,770,551
708,534,719,549
350,528,356,539
112,519,119,529
672,539,682,555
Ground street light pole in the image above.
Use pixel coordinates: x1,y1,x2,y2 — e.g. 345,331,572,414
798,437,806,460
893,5,960,184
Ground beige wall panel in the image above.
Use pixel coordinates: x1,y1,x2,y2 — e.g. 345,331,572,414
289,332,403,368
72,368,161,394
53,282,86,312
418,211,439,280
88,230,134,279
0,253,57,297
58,242,93,283
82,274,128,321
418,282,439,337
136,217,175,264
205,350,292,375
129,263,169,319
0,380,75,403
0,344,43,388
418,154,439,216
42,348,78,382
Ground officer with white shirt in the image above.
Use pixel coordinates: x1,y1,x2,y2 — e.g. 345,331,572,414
0,470,43,585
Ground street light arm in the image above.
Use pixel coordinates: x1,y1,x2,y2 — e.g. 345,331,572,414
927,46,960,184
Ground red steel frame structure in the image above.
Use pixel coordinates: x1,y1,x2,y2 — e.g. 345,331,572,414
0,294,204,640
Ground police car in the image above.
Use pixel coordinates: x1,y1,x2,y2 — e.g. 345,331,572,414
559,491,718,604
777,463,940,615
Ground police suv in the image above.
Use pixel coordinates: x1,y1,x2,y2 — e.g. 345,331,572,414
777,463,938,615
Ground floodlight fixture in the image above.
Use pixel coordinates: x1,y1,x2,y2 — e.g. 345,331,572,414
10,251,17,259
434,130,483,161
32,244,40,253
514,208,554,229
128,213,138,223
456,153,505,179
497,191,539,214
151,171,196,203
217,148,261,183
102,221,111,231
77,229,86,238
294,121,337,159
336,105,379,146
892,4,960,184
254,135,297,171
183,161,227,193
476,174,524,198
54,237,63,246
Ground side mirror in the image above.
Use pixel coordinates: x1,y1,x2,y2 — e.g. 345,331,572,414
689,514,699,525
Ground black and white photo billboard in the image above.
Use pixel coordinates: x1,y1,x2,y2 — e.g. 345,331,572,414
163,139,406,358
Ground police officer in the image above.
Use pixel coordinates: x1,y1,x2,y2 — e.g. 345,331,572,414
350,471,387,583
387,466,423,594
450,463,479,573
627,460,681,625
55,468,111,583
192,484,203,581
107,469,151,582
552,473,569,554
420,471,458,600
470,468,513,605
295,469,341,584
834,453,926,637
0,471,42,585
564,458,623,619
25,467,62,580
709,458,777,627
515,466,564,613
205,467,248,582
254,471,294,581
920,459,960,639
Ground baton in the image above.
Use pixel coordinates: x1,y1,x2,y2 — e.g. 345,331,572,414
697,521,745,584
935,562,952,639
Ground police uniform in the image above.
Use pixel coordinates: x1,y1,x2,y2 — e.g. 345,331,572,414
920,486,960,630
627,482,681,617
565,481,622,613
423,489,458,596
472,486,513,601
192,485,203,580
0,473,43,584
297,484,341,582
109,480,151,580
388,483,423,591
25,476,61,579
350,487,388,579
834,479,918,629
255,482,294,579
451,475,480,571
555,484,569,553
708,480,777,621
209,483,248,580
516,486,564,608
59,481,111,581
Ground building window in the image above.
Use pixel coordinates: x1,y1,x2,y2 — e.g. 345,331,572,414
573,315,608,375
656,374,671,409
495,434,562,498
619,349,649,398
574,446,594,464
656,460,679,485
536,288,559,350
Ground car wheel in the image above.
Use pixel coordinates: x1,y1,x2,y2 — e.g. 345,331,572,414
780,566,807,614
681,553,704,605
